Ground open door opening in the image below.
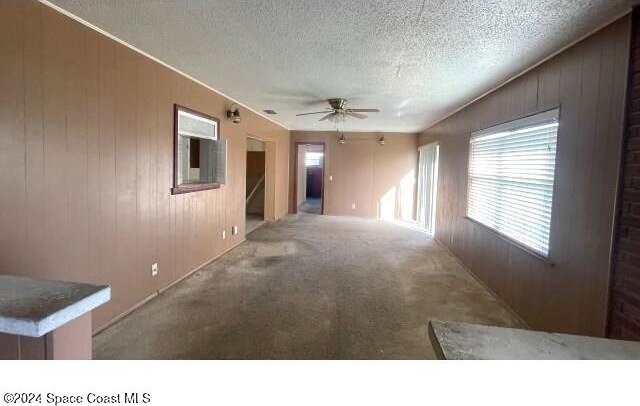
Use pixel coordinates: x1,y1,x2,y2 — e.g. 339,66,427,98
417,142,439,235
246,137,266,235
295,143,325,215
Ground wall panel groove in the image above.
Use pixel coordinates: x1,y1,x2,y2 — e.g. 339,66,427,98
0,0,290,332
419,16,631,336
289,132,418,221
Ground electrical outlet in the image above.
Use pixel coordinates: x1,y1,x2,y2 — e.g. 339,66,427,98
151,263,159,277
232,225,238,235
222,230,226,239
329,175,333,181
351,203,356,210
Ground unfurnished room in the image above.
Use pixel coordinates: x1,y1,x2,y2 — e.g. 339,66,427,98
1,0,640,403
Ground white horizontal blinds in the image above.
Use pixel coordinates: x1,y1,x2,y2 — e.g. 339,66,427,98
178,109,217,140
467,109,559,256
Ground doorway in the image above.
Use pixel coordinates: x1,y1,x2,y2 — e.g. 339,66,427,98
295,143,325,215
246,137,266,235
417,142,439,235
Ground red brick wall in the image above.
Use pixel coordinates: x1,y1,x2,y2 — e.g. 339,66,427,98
608,8,640,340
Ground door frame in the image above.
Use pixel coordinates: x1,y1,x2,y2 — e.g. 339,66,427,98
417,142,439,235
246,136,267,222
293,142,325,215
247,134,278,221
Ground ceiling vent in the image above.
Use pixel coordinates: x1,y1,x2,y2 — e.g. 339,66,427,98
263,109,278,115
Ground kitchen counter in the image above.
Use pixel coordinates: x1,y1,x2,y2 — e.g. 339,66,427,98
428,320,640,360
0,275,110,338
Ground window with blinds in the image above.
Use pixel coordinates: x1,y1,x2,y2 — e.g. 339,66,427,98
467,109,559,256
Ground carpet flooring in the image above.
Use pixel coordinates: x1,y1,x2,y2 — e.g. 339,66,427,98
245,213,266,235
299,198,322,214
93,214,521,359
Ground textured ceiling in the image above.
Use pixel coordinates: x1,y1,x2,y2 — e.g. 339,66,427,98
47,0,633,133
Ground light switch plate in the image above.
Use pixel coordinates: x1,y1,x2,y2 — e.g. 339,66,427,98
351,203,356,210
329,175,333,181
222,230,226,239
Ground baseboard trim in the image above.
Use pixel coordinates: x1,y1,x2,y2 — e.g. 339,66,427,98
93,238,247,336
93,293,158,335
433,236,530,330
158,241,244,296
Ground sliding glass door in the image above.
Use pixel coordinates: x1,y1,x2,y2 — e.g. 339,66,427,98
417,143,439,235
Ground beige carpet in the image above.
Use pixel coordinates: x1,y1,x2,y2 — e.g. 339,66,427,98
245,213,266,235
299,198,322,214
94,214,521,359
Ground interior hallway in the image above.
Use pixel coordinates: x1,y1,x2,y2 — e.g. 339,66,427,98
299,198,322,214
94,214,521,359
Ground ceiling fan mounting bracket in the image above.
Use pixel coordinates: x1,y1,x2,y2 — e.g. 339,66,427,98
327,98,347,110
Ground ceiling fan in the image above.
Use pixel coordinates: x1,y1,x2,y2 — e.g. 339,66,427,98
295,98,380,121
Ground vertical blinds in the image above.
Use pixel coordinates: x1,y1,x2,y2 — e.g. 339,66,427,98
467,109,559,256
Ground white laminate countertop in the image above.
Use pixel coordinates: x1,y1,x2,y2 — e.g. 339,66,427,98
428,320,640,360
0,275,110,337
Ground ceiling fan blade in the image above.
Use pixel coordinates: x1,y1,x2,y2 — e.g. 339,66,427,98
319,113,336,121
346,108,380,113
296,110,331,116
346,112,367,119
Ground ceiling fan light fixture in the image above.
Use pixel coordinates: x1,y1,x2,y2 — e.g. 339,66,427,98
296,99,380,123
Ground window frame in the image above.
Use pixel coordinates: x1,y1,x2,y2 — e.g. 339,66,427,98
172,104,222,195
305,151,324,167
464,108,561,262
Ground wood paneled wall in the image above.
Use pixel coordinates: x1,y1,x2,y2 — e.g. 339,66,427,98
0,1,290,332
290,132,417,220
608,7,640,341
419,16,631,336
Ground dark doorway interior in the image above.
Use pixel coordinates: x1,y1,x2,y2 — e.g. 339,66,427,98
303,167,323,214
297,144,324,215
306,167,323,198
